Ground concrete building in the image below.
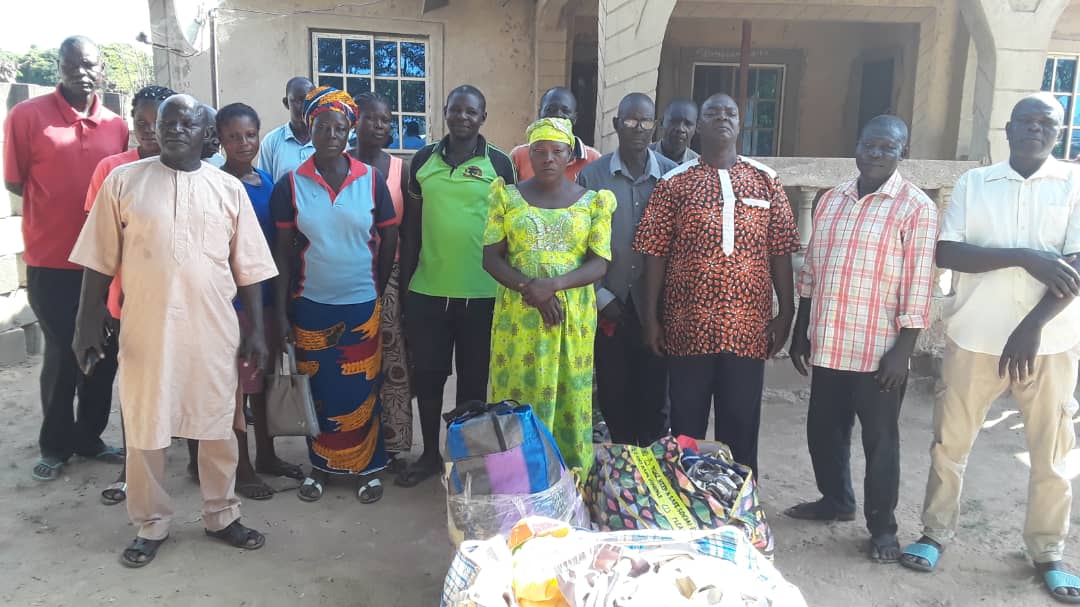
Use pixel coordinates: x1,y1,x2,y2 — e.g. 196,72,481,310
148,0,1078,163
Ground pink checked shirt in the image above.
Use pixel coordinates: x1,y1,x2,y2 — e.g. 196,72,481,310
797,171,939,372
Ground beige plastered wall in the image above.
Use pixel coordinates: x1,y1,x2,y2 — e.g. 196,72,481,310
152,0,539,152
1051,2,1080,54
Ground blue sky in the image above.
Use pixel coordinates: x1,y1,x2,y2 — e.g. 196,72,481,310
2,0,152,53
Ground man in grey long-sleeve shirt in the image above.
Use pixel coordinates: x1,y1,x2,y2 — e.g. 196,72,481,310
577,93,676,446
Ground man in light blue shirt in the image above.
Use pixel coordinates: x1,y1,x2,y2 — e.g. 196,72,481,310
258,77,315,182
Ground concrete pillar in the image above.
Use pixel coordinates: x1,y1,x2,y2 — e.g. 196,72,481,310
961,0,1070,162
595,0,676,153
535,0,572,111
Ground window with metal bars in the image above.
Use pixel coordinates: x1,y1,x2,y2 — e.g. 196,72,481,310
1042,55,1080,160
312,31,429,151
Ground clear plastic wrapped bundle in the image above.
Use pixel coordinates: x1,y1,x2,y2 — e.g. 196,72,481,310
446,470,589,546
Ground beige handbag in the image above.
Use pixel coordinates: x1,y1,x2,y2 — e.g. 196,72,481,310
265,343,320,438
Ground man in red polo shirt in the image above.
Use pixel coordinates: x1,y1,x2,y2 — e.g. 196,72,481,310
3,35,129,481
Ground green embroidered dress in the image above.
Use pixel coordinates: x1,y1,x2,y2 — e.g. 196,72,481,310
484,178,616,474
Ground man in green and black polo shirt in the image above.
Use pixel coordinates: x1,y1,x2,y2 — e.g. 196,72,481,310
396,85,516,487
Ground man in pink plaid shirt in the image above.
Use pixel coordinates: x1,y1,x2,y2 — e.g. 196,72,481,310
783,115,939,564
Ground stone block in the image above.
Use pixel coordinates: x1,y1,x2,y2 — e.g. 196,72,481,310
0,254,17,294
16,252,25,287
0,216,22,254
0,193,9,218
0,327,26,365
23,322,43,355
0,288,34,333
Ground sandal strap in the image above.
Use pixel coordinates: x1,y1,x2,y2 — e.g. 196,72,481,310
1045,570,1080,591
901,542,940,565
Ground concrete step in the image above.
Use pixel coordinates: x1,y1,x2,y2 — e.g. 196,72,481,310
0,326,26,365
0,288,34,333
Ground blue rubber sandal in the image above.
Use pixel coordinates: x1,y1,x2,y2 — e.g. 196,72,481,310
31,457,64,481
899,542,940,572
1043,570,1080,604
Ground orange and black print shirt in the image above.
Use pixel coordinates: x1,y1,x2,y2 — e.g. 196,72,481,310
632,158,800,360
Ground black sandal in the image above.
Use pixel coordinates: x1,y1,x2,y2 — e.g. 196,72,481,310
120,536,167,568
357,477,383,504
784,499,856,522
204,520,265,550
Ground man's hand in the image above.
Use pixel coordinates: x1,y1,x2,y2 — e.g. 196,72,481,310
999,318,1042,382
643,319,666,357
522,278,558,308
789,331,811,376
240,326,270,373
1021,251,1080,298
765,313,794,358
599,299,623,324
72,305,107,376
875,345,910,391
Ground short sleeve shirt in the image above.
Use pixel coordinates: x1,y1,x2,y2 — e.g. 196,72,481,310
939,158,1080,355
258,123,315,182
271,155,397,305
633,158,800,359
408,135,516,299
4,87,129,269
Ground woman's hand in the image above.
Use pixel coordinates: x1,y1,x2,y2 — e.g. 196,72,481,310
535,296,565,327
521,278,559,308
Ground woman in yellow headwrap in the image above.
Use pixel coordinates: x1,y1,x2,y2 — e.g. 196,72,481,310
271,86,399,504
482,117,616,474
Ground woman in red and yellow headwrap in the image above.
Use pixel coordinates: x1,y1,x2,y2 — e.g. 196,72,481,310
481,117,617,475
270,86,400,503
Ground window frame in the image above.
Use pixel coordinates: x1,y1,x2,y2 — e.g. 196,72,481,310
310,30,430,152
1042,54,1079,160
690,61,787,157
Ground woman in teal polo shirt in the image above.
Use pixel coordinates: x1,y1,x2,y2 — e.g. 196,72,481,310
396,85,516,487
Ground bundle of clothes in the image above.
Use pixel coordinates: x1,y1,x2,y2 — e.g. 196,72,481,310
441,517,806,607
441,401,794,606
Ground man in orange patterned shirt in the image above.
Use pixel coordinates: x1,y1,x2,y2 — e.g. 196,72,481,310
633,93,799,474
784,115,939,564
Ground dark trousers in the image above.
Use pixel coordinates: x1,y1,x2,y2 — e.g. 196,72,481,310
26,267,118,460
404,292,494,404
807,366,904,537
595,303,668,445
667,352,765,473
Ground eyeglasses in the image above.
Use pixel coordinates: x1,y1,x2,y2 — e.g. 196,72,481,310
620,118,656,130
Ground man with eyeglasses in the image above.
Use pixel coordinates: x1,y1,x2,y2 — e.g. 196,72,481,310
783,115,938,564
633,93,799,475
577,93,676,446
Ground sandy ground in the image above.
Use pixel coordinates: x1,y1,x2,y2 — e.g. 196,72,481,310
0,356,1077,606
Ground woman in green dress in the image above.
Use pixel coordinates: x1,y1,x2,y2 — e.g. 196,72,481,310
482,117,616,475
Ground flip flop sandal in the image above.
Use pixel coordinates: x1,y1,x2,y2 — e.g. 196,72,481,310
32,457,64,482
394,459,442,488
205,520,265,550
357,478,383,504
899,542,941,572
120,536,167,568
255,460,305,480
870,536,902,564
784,500,856,522
297,477,324,502
1044,570,1080,604
236,481,274,501
101,481,127,505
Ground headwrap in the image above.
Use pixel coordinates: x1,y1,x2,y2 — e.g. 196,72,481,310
526,117,575,147
303,85,358,128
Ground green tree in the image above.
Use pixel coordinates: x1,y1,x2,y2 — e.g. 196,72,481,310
17,46,59,87
100,43,152,95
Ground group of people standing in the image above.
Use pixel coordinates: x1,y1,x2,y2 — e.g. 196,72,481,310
6,34,1080,604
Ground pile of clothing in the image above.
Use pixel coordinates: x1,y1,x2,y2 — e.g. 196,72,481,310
586,436,773,555
441,517,806,607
